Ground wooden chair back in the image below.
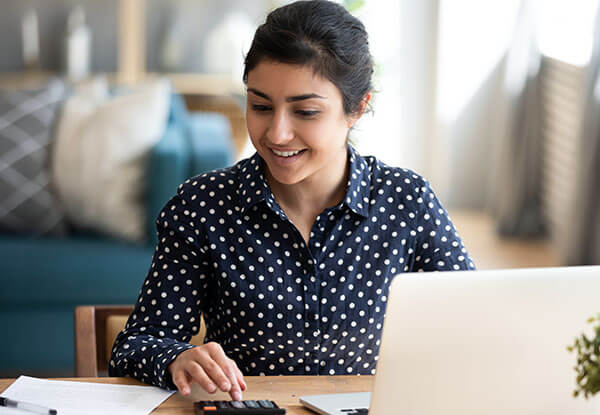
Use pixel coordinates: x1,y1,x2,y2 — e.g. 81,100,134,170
74,305,206,377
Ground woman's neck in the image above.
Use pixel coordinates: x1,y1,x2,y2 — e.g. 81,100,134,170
266,146,349,217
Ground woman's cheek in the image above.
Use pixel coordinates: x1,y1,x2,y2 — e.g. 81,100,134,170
246,116,264,143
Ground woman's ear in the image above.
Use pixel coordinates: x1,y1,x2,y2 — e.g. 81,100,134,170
347,93,372,128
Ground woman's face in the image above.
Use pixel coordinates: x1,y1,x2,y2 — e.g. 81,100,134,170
246,60,355,186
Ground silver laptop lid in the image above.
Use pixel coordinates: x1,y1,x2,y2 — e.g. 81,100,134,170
299,392,371,415
370,266,600,415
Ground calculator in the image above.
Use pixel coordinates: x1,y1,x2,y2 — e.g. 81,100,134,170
194,400,286,414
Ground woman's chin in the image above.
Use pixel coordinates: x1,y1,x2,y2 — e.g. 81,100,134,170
267,169,304,186
262,152,309,185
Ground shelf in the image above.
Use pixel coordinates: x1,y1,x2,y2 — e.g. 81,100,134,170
148,73,245,96
0,71,245,97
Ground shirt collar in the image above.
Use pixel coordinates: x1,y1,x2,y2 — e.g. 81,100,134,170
236,152,278,214
237,144,371,217
344,144,371,217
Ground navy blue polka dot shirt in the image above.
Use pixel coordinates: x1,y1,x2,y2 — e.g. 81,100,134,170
109,145,476,389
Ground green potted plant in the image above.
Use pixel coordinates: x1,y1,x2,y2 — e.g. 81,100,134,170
568,313,600,398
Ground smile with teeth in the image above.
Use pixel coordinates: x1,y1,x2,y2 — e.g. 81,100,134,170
272,148,305,157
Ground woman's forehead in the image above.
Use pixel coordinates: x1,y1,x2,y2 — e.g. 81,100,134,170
246,60,340,100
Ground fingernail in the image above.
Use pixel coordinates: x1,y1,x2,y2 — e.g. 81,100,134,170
232,391,242,401
207,383,216,393
221,381,231,391
182,386,190,395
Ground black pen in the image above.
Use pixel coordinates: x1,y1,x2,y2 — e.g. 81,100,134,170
0,396,57,415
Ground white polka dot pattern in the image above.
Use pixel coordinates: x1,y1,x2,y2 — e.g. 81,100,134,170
109,145,475,389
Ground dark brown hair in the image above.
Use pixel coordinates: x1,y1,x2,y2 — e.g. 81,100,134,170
243,0,374,116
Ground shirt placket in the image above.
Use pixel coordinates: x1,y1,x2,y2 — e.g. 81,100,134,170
281,219,320,375
304,213,330,375
268,200,321,375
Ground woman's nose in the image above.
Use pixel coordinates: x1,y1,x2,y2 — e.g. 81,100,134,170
266,110,294,144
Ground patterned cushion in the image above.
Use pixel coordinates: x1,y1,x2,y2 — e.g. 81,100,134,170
0,80,69,236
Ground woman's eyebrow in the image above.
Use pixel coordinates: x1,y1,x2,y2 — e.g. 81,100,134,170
247,88,326,102
286,93,326,102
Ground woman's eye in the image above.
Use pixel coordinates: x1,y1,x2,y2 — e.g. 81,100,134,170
251,104,271,112
296,110,320,117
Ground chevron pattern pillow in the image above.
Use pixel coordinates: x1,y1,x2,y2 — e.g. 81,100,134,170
0,80,69,236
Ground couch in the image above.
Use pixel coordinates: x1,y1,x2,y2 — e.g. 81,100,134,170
0,93,235,376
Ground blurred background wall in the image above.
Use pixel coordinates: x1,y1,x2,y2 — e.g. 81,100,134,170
0,0,120,73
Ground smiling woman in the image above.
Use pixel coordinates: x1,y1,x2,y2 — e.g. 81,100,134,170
109,0,476,402
245,61,359,242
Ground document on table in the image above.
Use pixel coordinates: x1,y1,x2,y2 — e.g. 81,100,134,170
0,376,174,415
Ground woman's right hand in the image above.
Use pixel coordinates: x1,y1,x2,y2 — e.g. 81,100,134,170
168,342,246,400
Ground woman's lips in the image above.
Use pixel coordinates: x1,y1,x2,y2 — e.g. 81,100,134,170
269,148,307,165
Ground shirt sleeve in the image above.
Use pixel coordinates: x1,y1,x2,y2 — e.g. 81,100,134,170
109,183,212,389
411,179,476,272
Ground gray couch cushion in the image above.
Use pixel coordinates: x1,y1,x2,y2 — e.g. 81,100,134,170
0,80,68,235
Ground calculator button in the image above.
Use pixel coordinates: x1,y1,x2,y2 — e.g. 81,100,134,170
244,400,260,408
230,401,245,408
258,400,275,408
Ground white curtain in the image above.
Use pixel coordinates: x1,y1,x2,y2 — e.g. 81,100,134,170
491,1,546,237
352,0,438,178
564,6,600,265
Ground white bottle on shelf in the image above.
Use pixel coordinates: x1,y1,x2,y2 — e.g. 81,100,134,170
22,8,40,71
64,6,92,80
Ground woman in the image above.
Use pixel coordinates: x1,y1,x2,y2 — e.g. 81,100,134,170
110,0,475,401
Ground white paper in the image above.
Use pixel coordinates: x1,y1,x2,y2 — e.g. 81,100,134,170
0,376,174,415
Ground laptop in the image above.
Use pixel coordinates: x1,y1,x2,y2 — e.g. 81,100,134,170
300,266,600,414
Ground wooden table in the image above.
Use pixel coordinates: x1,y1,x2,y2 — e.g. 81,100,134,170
0,376,373,414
